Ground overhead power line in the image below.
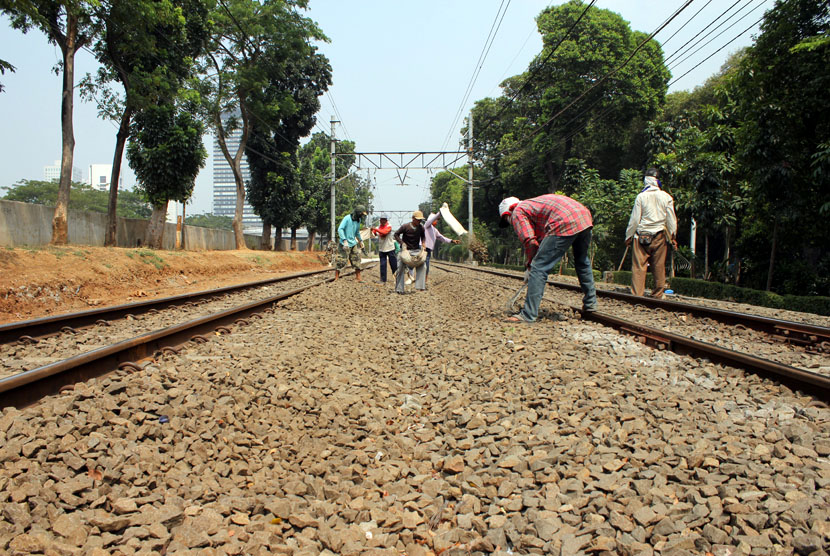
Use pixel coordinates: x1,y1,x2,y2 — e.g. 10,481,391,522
440,0,513,152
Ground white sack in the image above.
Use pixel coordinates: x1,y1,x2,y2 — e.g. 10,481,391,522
439,202,467,236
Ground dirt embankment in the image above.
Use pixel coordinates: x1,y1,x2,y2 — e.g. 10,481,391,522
0,246,329,324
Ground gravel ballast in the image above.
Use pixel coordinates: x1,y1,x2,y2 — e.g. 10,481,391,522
0,267,828,555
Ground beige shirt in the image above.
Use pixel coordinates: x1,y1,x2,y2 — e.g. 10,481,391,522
625,185,677,240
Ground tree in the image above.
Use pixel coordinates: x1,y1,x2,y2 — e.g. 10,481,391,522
2,1,99,244
127,103,206,248
82,0,210,246
297,132,362,249
2,179,152,219
198,0,327,249
733,0,830,293
0,57,14,92
244,43,331,249
185,213,234,230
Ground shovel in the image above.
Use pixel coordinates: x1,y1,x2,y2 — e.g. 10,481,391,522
504,282,527,313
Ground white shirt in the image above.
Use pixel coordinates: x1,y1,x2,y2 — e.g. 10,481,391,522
625,183,677,240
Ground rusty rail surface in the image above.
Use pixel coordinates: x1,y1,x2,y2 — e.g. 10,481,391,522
0,267,332,345
0,275,335,409
443,263,830,348
435,263,830,402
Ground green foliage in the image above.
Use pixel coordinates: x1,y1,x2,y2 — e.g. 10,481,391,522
1,179,151,219
296,132,372,240
127,103,206,206
185,213,234,230
196,0,328,243
728,0,830,294
0,57,14,93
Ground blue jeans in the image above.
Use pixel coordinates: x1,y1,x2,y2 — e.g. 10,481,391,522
379,250,397,282
519,227,597,322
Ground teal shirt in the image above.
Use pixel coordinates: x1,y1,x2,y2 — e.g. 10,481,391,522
338,214,360,247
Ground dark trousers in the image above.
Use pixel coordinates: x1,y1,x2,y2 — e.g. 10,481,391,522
379,250,397,282
425,248,432,275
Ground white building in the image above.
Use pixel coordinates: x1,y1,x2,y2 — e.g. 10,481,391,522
88,164,123,191
212,117,262,232
43,160,83,183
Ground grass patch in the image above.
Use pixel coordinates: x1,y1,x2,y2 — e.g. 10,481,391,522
130,249,167,270
246,255,268,266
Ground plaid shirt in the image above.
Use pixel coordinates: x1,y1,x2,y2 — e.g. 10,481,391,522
511,194,593,265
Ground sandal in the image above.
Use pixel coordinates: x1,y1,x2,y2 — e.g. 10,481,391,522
503,315,531,324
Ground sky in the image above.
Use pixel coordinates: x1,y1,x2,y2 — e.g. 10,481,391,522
0,0,775,230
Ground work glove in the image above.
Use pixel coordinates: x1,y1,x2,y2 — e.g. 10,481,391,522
523,269,531,283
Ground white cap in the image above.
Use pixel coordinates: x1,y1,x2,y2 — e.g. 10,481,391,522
498,196,520,217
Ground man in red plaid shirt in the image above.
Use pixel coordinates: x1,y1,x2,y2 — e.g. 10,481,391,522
499,194,597,323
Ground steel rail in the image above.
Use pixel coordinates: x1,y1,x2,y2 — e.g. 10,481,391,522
0,276,333,409
0,267,332,345
435,263,830,402
441,262,830,347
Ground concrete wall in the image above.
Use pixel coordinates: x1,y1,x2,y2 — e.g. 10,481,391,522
0,200,268,250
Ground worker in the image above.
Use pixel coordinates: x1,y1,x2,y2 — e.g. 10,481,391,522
393,210,427,294
624,168,678,298
423,210,460,283
336,205,367,281
499,194,597,323
370,214,397,283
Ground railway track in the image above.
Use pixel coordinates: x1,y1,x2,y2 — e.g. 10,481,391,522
435,262,830,402
0,268,340,409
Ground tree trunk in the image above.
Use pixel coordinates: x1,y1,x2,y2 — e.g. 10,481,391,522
180,202,186,250
51,14,82,246
306,230,316,251
261,223,272,250
290,228,297,250
766,217,778,291
274,228,283,251
213,104,249,250
145,201,169,249
105,107,131,246
723,227,731,264
704,234,710,280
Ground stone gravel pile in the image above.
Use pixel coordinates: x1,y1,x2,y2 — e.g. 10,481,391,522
0,273,328,379
0,267,828,555
451,265,830,377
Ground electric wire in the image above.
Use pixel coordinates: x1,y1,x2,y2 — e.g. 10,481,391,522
503,2,768,182
513,0,695,150
664,0,744,65
474,0,597,142
668,0,767,72
440,0,512,153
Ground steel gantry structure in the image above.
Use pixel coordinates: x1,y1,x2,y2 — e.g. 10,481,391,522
329,115,475,247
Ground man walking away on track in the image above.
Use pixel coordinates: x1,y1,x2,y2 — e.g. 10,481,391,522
423,210,460,284
500,194,597,323
371,214,397,284
624,168,678,298
336,205,367,282
393,210,427,294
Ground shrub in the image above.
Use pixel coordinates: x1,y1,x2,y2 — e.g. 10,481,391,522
608,273,830,316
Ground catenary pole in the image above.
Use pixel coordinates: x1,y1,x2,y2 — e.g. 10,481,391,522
467,112,474,260
330,117,338,243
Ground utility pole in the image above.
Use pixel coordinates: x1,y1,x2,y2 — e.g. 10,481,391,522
330,117,339,244
467,112,474,237
467,112,474,261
